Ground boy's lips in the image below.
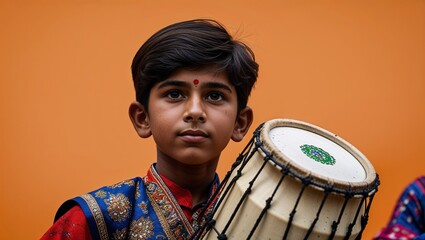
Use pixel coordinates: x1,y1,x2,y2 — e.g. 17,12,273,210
178,129,209,142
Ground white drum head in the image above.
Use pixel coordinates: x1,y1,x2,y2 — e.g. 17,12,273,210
261,119,376,191
269,126,366,182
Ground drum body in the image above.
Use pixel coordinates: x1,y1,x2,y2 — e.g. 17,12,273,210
199,119,379,240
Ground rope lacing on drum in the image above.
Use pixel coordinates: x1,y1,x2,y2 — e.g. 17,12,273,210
344,196,364,240
282,178,308,240
219,146,269,237
355,183,378,240
215,126,268,239
247,163,286,240
204,218,228,240
328,192,352,240
189,131,259,240
303,183,334,240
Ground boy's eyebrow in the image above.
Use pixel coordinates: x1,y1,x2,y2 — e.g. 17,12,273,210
203,82,233,93
157,80,233,93
157,80,190,89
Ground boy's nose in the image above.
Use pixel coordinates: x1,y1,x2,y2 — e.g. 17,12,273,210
183,96,206,123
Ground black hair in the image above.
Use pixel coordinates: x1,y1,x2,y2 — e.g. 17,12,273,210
131,19,259,111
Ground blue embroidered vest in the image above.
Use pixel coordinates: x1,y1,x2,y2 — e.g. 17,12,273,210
55,165,218,240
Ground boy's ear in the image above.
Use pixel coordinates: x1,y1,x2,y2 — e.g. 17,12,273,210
231,106,254,142
129,101,152,138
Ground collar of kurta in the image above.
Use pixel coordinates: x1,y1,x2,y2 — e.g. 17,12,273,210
143,164,220,238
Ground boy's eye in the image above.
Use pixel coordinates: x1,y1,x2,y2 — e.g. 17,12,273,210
206,92,223,101
167,91,184,99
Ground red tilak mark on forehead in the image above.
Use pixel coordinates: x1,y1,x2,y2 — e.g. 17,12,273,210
193,79,199,86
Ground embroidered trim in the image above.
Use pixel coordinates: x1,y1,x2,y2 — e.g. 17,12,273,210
144,179,175,240
81,194,109,240
144,166,193,239
150,167,193,233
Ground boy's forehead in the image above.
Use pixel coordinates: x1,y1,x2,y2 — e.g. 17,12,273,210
160,68,231,85
156,76,234,93
172,66,226,78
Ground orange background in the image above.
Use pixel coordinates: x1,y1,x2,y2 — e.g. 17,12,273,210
1,1,424,239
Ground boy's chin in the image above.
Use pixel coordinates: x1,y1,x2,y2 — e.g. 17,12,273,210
175,155,220,167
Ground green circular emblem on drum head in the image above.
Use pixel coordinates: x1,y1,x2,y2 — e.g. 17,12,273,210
300,144,336,165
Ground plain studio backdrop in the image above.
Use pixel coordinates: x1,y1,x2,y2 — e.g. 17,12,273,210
1,1,424,239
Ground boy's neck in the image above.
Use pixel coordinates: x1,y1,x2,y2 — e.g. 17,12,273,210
155,157,219,206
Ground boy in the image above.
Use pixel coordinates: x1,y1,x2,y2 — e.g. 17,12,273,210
41,19,259,240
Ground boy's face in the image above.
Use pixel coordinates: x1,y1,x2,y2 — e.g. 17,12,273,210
131,68,252,166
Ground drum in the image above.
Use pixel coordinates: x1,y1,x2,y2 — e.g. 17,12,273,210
191,119,379,240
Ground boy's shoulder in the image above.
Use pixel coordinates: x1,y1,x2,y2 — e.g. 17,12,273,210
54,176,147,239
55,176,144,221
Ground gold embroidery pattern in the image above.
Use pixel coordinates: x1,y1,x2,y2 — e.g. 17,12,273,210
144,167,193,240
95,190,107,198
112,228,127,240
150,169,192,233
135,181,141,199
104,193,132,222
139,201,149,214
81,194,109,240
129,217,155,240
109,179,136,189
145,183,175,240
